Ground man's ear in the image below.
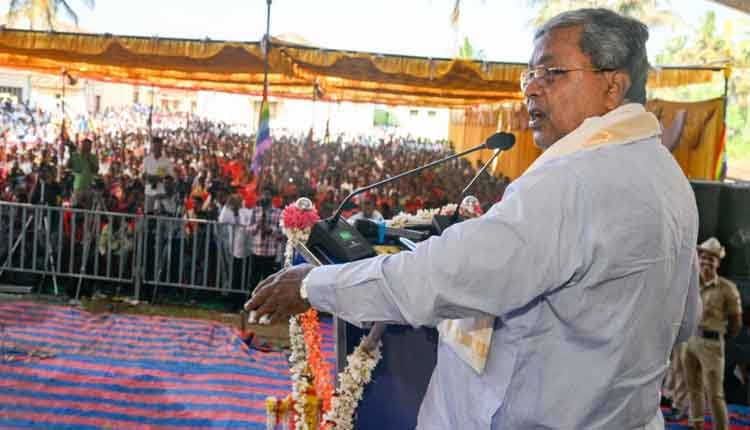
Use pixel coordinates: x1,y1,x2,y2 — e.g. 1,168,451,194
605,71,631,109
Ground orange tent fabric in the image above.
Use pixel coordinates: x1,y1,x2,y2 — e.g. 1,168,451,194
450,98,726,180
0,28,725,107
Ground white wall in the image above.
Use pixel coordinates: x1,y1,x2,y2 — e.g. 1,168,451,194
195,91,253,125
392,106,450,140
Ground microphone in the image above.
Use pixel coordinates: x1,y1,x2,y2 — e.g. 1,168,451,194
308,132,515,262
433,133,516,234
354,219,430,243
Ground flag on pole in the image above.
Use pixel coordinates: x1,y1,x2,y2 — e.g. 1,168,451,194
252,99,272,176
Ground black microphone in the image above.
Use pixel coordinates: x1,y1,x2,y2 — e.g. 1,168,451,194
354,219,430,243
308,132,515,262
433,133,516,234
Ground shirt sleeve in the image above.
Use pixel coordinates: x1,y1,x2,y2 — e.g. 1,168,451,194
271,209,283,236
166,160,175,177
247,209,259,235
69,153,81,172
727,281,743,317
218,206,232,224
142,157,150,175
306,166,590,328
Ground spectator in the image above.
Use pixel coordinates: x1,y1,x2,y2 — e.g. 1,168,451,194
348,195,384,224
143,136,175,214
66,137,99,207
247,187,283,291
218,193,252,291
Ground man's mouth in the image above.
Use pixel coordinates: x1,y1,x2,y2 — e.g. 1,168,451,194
528,108,546,129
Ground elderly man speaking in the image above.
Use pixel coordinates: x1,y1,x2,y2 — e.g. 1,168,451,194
246,8,700,429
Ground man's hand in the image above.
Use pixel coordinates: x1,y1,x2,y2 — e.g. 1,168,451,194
244,263,315,324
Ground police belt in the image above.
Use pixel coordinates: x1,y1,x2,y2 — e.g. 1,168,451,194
698,328,722,340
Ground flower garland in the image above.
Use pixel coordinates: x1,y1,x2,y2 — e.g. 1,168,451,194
457,195,484,218
289,315,314,430
276,197,383,429
322,339,382,430
389,207,443,228
301,309,334,412
280,197,320,267
388,197,483,229
266,394,293,430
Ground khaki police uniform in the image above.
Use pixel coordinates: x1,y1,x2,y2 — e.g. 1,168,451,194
683,275,742,430
664,342,689,414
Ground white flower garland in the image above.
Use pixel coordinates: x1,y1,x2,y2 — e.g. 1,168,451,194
388,204,457,229
289,315,312,430
281,226,312,268
322,339,382,430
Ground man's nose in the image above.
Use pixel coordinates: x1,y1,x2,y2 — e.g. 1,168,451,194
523,77,543,99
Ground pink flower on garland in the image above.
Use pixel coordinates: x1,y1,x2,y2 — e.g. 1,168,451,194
281,199,320,231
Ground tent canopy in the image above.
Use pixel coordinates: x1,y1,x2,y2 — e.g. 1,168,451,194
0,28,726,107
710,0,750,14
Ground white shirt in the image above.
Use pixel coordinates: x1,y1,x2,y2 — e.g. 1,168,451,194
143,154,174,196
218,205,252,258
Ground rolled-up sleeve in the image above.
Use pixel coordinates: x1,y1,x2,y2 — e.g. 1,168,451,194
306,165,590,328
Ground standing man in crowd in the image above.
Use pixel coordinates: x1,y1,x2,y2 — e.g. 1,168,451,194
683,237,742,430
347,194,384,224
247,8,700,429
67,137,98,207
143,136,174,214
218,193,252,292
247,187,282,291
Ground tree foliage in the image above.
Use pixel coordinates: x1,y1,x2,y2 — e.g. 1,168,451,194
5,0,95,30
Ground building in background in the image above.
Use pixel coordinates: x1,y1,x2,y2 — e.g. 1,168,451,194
0,67,450,140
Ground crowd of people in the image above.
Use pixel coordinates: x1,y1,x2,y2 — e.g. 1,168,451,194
0,100,509,214
0,99,511,292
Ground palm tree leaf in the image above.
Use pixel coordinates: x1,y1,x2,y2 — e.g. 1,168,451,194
55,0,80,26
5,0,28,26
44,1,55,29
450,0,460,29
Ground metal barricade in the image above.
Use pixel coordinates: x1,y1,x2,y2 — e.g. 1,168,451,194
0,201,261,301
0,201,143,297
140,214,255,300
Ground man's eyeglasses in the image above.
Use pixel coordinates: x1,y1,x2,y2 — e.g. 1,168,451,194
520,66,614,91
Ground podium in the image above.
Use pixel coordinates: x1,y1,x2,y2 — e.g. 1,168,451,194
337,321,438,429
298,240,439,430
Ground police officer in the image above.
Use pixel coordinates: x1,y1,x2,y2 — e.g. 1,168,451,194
683,237,742,430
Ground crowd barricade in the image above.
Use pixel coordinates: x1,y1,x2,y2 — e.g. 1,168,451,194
0,201,256,301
